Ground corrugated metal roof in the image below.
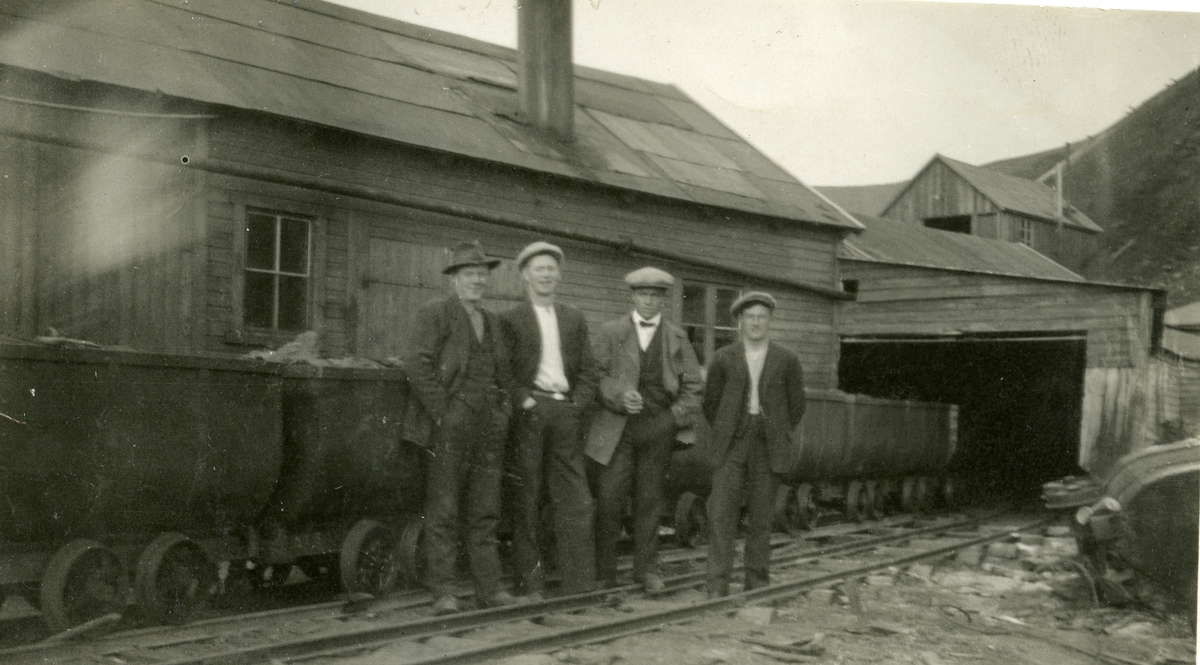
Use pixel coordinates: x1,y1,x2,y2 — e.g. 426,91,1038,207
938,156,1103,232
840,214,1086,281
0,0,861,230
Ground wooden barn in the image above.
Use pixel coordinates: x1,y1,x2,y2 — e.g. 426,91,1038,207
837,214,1167,496
0,0,861,388
881,154,1102,273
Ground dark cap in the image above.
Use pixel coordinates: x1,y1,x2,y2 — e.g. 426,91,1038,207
443,240,502,275
730,291,777,316
516,241,564,269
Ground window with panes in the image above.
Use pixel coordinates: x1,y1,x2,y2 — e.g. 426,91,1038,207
681,282,741,365
1015,218,1035,247
244,209,311,330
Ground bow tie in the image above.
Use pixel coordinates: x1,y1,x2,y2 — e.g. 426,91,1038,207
638,320,657,328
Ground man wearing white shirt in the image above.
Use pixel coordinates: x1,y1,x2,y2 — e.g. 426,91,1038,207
585,267,703,592
701,291,806,597
500,242,598,597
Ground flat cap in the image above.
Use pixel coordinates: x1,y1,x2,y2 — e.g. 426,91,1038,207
730,291,777,316
624,267,675,291
516,241,564,269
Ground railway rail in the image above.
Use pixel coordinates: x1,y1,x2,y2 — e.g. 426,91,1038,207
2,512,1053,665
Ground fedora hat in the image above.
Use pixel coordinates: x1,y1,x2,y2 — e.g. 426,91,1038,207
443,240,502,275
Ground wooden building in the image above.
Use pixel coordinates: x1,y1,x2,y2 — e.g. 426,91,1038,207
881,155,1102,273
0,0,861,389
838,214,1166,494
1162,302,1200,438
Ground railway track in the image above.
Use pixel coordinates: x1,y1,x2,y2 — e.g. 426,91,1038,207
1,512,1052,665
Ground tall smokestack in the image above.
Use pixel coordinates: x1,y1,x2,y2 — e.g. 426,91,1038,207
519,0,574,141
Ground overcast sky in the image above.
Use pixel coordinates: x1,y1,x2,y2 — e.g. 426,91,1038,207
329,1,1200,187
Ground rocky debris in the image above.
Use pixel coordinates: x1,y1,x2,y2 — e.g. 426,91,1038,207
804,589,834,604
734,606,774,625
242,330,388,368
497,655,559,665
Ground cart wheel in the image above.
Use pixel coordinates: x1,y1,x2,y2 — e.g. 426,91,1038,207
395,520,426,589
941,475,960,509
846,481,869,523
915,476,931,512
135,533,216,625
900,477,918,513
340,519,397,595
773,485,799,534
40,539,127,633
794,483,819,531
864,481,882,520
674,492,707,548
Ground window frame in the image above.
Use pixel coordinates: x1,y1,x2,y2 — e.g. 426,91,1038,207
678,280,742,365
229,199,326,347
1015,218,1035,246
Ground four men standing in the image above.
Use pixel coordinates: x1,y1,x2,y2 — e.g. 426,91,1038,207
406,239,804,609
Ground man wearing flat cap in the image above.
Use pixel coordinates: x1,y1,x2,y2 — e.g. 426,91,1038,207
403,240,521,614
586,266,703,592
499,241,599,598
702,291,806,597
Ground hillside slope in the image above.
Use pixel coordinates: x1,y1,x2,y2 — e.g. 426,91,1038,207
821,67,1200,307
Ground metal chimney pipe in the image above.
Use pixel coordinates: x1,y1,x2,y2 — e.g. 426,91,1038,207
519,0,574,141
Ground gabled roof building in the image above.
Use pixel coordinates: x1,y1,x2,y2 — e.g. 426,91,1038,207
881,154,1101,272
0,0,859,386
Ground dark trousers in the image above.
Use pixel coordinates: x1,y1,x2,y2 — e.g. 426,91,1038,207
592,408,677,585
706,415,779,595
511,395,596,595
424,394,508,600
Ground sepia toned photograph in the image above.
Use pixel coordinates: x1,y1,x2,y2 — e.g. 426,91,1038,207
0,1,1197,663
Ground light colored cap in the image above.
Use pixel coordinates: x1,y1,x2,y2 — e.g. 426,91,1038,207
516,241,564,269
730,291,777,316
624,267,674,291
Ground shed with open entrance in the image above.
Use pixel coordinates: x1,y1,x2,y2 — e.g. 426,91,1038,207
838,214,1167,500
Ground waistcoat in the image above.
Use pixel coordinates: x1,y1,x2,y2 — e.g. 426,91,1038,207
637,326,671,414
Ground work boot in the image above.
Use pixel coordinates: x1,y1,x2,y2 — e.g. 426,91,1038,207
642,573,666,593
432,595,460,615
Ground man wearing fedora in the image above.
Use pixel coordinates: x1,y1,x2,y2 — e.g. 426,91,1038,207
499,241,599,598
586,267,703,592
702,291,806,597
403,240,521,614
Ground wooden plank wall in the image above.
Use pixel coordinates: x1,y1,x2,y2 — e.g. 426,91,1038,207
1181,359,1200,436
1079,357,1179,476
839,261,1153,369
201,115,844,387
0,136,204,350
884,160,997,224
206,114,841,288
993,211,1097,273
882,159,1096,272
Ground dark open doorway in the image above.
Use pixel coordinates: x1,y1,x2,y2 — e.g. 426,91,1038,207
838,333,1087,505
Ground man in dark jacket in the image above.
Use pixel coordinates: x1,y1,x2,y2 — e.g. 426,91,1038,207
702,291,806,597
403,240,521,615
500,241,599,598
585,267,704,592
